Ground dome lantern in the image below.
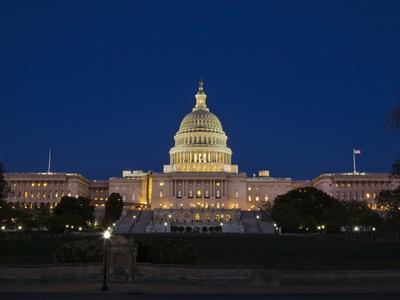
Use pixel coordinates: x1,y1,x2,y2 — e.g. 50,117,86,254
194,79,209,111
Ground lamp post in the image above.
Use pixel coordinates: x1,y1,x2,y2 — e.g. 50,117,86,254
354,226,360,240
164,222,168,233
102,230,111,291
372,227,376,241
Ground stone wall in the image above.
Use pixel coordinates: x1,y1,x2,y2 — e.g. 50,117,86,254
1,264,400,286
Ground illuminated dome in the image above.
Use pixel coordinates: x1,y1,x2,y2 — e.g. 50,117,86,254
178,110,224,135
164,81,238,173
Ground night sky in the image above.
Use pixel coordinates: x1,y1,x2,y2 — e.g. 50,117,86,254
1,1,399,180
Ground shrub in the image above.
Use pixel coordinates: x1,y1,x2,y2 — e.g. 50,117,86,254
137,238,196,265
54,239,103,263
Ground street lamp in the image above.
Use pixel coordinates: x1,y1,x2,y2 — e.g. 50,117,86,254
372,227,376,241
354,226,360,240
164,222,168,233
102,230,111,291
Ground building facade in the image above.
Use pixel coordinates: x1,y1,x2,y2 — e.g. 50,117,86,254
4,81,400,232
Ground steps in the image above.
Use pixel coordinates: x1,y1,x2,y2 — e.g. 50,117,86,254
115,209,153,234
129,210,153,233
241,211,274,234
241,211,260,233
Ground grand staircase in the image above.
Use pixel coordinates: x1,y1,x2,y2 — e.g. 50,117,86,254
241,211,274,234
115,209,153,234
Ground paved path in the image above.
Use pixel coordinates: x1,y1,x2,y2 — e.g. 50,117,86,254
2,283,400,299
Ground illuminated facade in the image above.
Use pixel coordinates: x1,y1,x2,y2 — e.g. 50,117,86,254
4,81,400,233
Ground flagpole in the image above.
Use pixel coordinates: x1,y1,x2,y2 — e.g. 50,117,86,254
353,149,356,174
47,149,52,174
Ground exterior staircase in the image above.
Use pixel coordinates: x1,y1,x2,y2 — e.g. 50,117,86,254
115,209,153,234
241,211,260,233
241,211,274,234
129,210,153,233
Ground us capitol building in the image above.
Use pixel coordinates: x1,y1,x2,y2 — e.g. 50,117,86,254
5,81,400,233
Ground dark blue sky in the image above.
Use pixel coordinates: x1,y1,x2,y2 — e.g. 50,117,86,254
1,1,399,180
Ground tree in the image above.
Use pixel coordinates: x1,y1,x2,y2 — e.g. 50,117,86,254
0,162,10,202
271,187,344,233
386,108,400,131
341,200,382,233
52,196,95,232
391,159,400,178
104,193,124,226
377,187,400,243
0,163,12,228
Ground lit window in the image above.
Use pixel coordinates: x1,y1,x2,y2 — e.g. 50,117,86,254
43,182,47,187
159,182,164,187
31,183,35,187
159,191,163,198
216,182,220,187
255,196,259,202
248,187,251,191
248,196,252,201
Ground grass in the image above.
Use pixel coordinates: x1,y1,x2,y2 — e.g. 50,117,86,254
1,233,400,270
0,235,100,265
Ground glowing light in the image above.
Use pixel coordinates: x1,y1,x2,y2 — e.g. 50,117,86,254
103,230,111,239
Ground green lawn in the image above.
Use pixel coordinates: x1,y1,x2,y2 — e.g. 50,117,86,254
1,234,400,270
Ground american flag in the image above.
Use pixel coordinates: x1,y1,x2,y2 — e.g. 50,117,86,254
353,149,361,154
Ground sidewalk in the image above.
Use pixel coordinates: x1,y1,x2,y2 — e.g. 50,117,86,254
2,282,400,295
